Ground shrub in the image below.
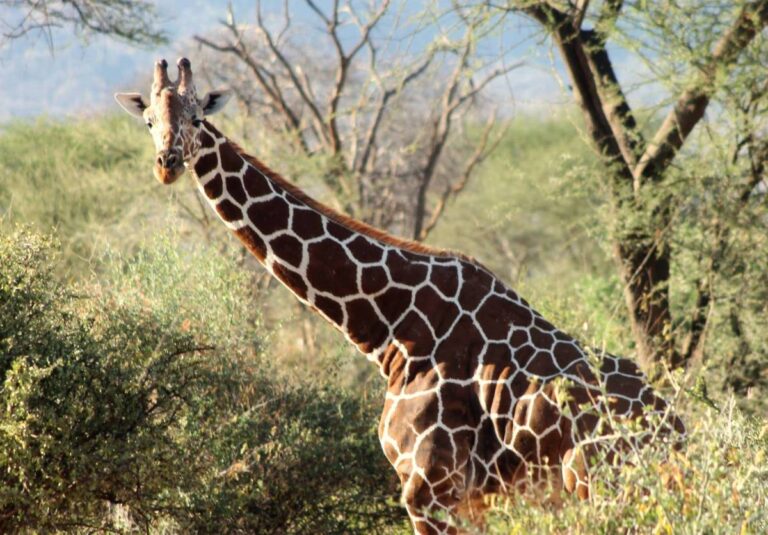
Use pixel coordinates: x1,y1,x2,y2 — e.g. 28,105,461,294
0,228,403,533
485,399,768,534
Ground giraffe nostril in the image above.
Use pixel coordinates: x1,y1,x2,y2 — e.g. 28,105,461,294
165,153,178,168
156,155,164,167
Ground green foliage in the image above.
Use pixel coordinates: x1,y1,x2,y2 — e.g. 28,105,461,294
429,116,609,288
486,401,768,534
0,116,158,274
0,228,403,533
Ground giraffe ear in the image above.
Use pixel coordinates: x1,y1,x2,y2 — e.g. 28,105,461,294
200,89,232,116
114,92,148,118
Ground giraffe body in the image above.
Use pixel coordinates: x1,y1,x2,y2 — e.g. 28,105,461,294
116,58,684,535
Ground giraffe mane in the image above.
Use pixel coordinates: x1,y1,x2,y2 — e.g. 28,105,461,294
227,140,478,264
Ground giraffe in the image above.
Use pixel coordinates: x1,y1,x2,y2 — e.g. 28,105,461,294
116,58,685,534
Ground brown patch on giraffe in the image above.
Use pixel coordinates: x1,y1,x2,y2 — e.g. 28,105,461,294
219,141,245,173
573,410,601,438
203,173,223,199
510,328,529,348
361,266,388,294
527,351,558,376
482,342,513,369
533,315,557,331
414,285,454,335
273,264,308,300
553,342,583,370
640,388,656,406
346,298,389,353
400,250,427,263
465,264,494,291
617,358,643,377
306,240,358,296
513,344,536,368
458,271,492,311
216,199,242,222
529,327,554,350
234,227,267,261
194,152,218,176
348,236,384,263
511,372,536,400
440,382,478,429
292,208,325,240
431,264,459,298
431,300,461,339
600,357,617,374
605,373,644,399
200,119,224,137
269,234,303,268
242,166,272,198
398,391,440,435
509,302,534,326
387,251,429,286
374,287,412,324
314,295,343,325
327,220,353,241
475,295,514,340
198,128,216,149
225,175,247,204
490,449,524,492
394,310,436,356
405,353,437,380
554,330,571,341
247,197,289,235
284,193,306,207
433,314,483,378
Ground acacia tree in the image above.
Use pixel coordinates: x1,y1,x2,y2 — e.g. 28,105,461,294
194,1,518,240
0,0,165,47
481,0,768,376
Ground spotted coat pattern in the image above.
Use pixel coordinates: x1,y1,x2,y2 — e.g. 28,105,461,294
187,121,685,534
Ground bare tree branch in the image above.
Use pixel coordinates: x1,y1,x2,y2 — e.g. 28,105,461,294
255,0,331,149
419,110,504,240
0,0,166,47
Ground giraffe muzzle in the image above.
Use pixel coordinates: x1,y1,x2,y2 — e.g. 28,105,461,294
157,150,180,169
154,150,185,184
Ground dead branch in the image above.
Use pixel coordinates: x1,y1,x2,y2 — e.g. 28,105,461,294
419,110,505,240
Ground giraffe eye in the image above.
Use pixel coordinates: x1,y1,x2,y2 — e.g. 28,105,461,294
192,118,202,127
146,121,153,129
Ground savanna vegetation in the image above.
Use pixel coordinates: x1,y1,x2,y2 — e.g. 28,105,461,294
1,0,767,533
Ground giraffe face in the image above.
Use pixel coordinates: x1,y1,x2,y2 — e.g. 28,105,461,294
115,58,231,185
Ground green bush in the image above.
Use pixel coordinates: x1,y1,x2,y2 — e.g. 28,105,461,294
0,228,403,533
486,400,768,534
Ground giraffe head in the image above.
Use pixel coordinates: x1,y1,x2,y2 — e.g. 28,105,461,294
115,58,231,184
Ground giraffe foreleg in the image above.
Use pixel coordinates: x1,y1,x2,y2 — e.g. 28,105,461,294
561,445,590,500
383,425,475,534
401,468,465,535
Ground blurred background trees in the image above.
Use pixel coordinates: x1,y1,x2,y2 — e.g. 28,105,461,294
0,0,167,48
193,1,516,240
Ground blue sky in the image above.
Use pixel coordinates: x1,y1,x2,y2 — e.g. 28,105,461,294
0,1,656,122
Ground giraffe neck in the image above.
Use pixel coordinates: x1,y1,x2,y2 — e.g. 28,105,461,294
188,121,462,370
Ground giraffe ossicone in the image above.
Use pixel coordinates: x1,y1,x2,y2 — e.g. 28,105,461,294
116,58,685,535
